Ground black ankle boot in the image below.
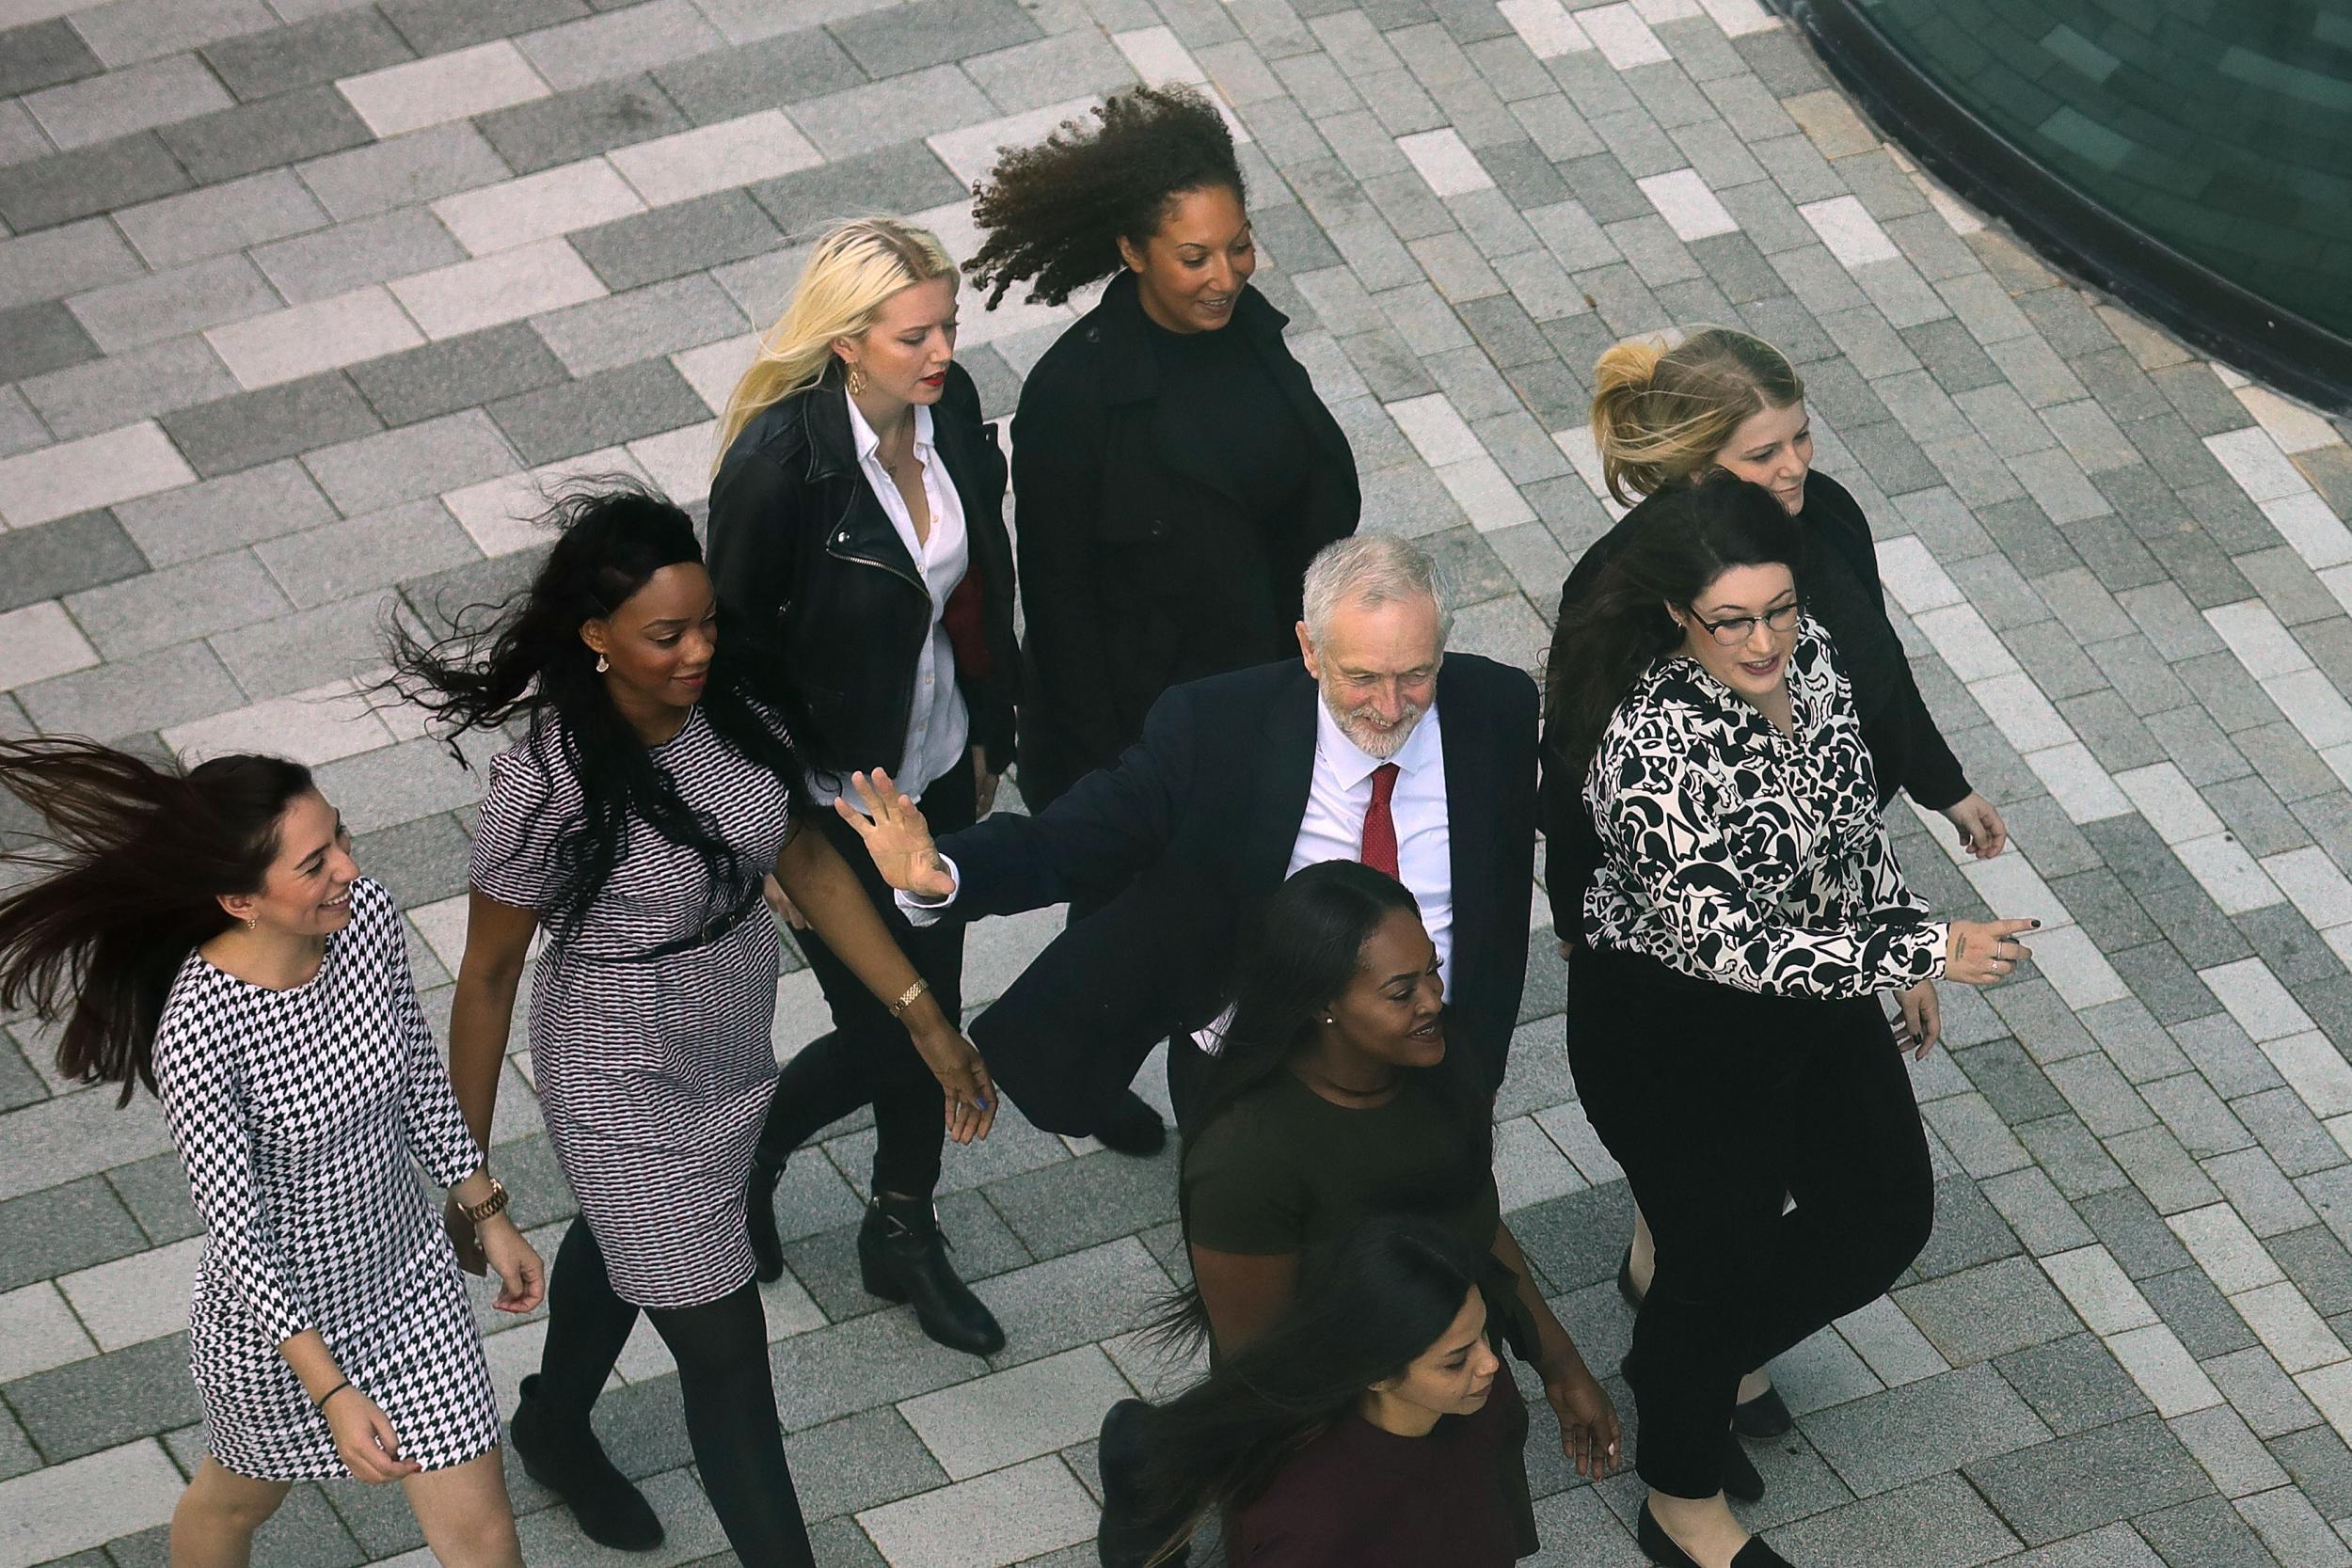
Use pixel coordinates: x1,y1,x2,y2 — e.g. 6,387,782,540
509,1374,664,1551
1091,1089,1168,1157
858,1195,1006,1356
1096,1399,1191,1567
1637,1502,1795,1567
746,1153,786,1284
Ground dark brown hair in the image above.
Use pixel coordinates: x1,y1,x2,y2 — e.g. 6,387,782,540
0,739,315,1102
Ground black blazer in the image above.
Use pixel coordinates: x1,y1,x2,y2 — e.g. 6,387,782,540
1010,272,1359,807
940,656,1538,1134
706,361,1019,780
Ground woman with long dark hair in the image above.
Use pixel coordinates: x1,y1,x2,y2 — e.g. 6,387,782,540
961,84,1361,1153
1547,325,2010,1439
389,483,994,1566
707,215,1019,1357
1123,1216,1531,1567
0,742,543,1566
1548,476,2035,1568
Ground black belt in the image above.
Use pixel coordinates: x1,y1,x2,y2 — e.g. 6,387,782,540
634,895,766,961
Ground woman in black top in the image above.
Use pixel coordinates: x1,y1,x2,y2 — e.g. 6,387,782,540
706,216,1019,1359
965,84,1359,1154
1549,477,2034,1568
965,83,1359,811
1541,326,2010,1430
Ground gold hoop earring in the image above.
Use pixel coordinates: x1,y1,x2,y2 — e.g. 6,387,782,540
596,653,610,673
846,363,867,396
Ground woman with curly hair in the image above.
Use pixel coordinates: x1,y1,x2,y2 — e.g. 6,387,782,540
966,84,1360,1153
389,484,995,1567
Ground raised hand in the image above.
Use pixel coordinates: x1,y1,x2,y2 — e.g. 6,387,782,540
833,768,956,899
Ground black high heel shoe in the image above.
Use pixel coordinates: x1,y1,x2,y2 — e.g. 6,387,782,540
1637,1503,1796,1567
746,1152,786,1284
1618,1251,1795,1441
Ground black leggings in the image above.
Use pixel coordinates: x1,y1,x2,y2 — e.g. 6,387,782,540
535,1221,813,1567
756,754,977,1198
1566,943,1934,1498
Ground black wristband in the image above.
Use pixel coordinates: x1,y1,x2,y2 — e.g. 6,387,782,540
314,1379,350,1412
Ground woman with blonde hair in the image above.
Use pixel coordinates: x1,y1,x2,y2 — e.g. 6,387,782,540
707,215,1019,1356
1541,326,2007,1452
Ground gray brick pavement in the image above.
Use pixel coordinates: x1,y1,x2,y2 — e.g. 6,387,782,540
4,0,2352,1562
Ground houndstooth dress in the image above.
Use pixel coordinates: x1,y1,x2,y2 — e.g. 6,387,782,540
151,878,498,1481
469,705,794,1309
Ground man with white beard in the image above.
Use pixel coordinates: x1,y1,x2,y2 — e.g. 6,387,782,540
837,532,1539,1134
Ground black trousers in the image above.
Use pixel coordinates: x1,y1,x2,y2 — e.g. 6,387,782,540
1565,942,1933,1499
536,1221,813,1566
757,753,977,1199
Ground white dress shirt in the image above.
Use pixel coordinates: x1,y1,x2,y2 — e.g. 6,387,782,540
898,696,1454,1053
803,397,969,806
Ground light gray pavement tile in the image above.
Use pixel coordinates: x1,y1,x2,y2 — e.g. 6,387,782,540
64,549,292,660
2196,1347,2319,1440
117,456,334,570
64,254,281,355
516,0,723,92
1896,1256,2081,1365
200,8,416,101
1994,1332,2153,1436
252,207,469,306
0,219,146,314
209,594,412,701
1965,1413,2215,1547
784,1405,949,1525
301,409,516,515
294,122,512,222
530,274,748,378
23,53,233,152
476,72,693,174
15,638,246,739
255,499,482,609
787,63,997,160
1765,1471,2023,1567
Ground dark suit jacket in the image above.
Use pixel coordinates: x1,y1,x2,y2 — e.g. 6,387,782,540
941,656,1538,1133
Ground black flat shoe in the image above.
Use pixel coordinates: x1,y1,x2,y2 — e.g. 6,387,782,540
1092,1089,1168,1157
1637,1503,1796,1568
859,1194,1007,1356
1732,1385,1794,1439
1719,1430,1764,1504
1096,1400,1190,1568
509,1375,664,1552
746,1153,786,1284
1618,1245,1645,1308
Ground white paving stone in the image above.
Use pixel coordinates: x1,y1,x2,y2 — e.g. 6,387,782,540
2107,1322,2224,1416
389,239,609,341
56,1236,207,1351
2261,491,2352,571
336,41,552,139
442,447,650,558
431,158,647,257
2203,957,2315,1042
627,420,719,508
0,600,101,691
608,110,824,207
1576,1,1672,68
2236,386,2343,454
2205,425,2312,504
2263,847,2352,931
0,1440,183,1568
2042,1244,2160,1335
2114,762,2225,845
929,100,1108,188
204,286,425,390
1497,0,1594,59
2204,599,2313,679
857,1454,1101,1568
1638,168,1739,242
1110,24,1208,85
2175,832,2284,915
1875,534,1966,614
2254,1030,2352,1119
1386,392,1485,467
1911,602,2019,680
162,679,399,767
2233,1280,2350,1374
1801,195,1902,267
673,332,762,415
1396,127,1495,198
898,1345,1135,1480
0,420,196,530
2169,1202,2283,1294
0,1281,97,1383
2023,741,2134,823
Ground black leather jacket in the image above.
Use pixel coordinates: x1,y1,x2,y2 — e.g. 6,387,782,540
706,361,1018,782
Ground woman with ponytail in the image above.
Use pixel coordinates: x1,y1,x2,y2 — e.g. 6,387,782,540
1547,476,2035,1568
1547,327,2007,1440
0,742,542,1565
706,216,1021,1358
1117,1217,1536,1567
391,483,994,1566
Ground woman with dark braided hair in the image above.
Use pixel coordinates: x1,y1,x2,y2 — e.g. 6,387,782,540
967,83,1359,1154
389,483,995,1567
0,741,542,1566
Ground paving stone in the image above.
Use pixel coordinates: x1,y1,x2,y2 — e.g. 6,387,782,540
485,356,711,465
1965,1413,2213,1547
295,122,513,222
0,132,191,233
1897,1255,2080,1365
18,639,247,738
1766,1470,2022,1567
1804,1363,2048,1497
348,322,571,430
0,299,102,385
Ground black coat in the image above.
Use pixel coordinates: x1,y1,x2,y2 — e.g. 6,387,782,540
706,361,1019,780
1010,272,1359,807
938,656,1538,1134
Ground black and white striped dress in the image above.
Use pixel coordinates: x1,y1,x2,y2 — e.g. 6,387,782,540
470,705,794,1308
152,878,499,1480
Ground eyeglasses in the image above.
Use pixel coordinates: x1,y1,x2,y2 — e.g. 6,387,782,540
1690,601,1801,646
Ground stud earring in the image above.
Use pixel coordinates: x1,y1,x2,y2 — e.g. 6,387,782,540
244,914,257,931
846,362,868,396
595,653,610,673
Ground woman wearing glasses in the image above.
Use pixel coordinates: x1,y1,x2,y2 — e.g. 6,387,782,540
1546,476,2034,1568
1543,326,2006,1438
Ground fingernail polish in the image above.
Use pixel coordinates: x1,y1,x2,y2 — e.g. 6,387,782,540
2031,919,2042,927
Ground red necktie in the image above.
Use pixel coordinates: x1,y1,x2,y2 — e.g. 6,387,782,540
1360,763,1401,879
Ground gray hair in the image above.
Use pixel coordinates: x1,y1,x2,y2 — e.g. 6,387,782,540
1300,533,1453,644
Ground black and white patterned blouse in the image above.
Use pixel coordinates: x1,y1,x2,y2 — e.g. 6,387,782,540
1582,618,1947,999
152,878,499,1479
